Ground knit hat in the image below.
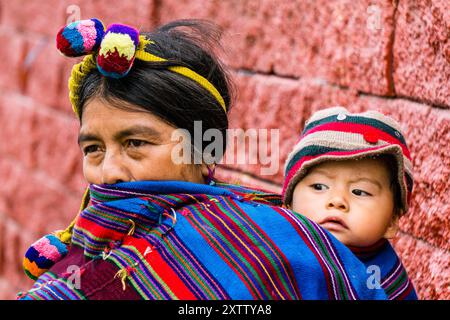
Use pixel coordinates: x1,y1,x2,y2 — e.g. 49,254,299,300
282,106,413,214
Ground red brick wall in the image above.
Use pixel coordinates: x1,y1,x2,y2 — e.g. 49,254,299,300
0,0,448,300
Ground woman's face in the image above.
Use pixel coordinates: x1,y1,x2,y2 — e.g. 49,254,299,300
79,98,207,185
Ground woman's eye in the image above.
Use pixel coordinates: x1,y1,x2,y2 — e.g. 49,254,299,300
352,189,372,196
127,139,147,148
310,183,328,191
83,145,100,155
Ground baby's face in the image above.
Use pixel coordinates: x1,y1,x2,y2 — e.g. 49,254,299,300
291,158,397,247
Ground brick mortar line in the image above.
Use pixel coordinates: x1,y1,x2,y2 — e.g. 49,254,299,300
392,93,450,111
386,0,399,96
232,68,450,110
396,230,450,253
152,0,162,26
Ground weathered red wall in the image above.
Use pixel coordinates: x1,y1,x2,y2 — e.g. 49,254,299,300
0,0,448,299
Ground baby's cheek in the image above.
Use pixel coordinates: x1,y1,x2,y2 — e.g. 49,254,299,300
349,221,383,246
294,204,321,223
302,198,322,217
329,232,350,246
304,211,321,223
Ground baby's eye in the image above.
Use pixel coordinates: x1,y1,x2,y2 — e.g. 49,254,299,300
352,189,372,196
83,145,100,155
126,139,148,148
310,183,329,191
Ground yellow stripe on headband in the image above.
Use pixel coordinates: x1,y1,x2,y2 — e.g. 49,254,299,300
135,49,166,62
69,54,98,116
168,66,226,112
136,36,226,112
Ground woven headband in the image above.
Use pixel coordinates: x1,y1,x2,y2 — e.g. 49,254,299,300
56,18,226,117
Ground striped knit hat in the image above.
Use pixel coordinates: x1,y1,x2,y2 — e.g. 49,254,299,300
282,106,414,214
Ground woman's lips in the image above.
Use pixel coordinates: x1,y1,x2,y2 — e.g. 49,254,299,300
319,216,349,231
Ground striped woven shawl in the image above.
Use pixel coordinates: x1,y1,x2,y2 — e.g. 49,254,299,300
18,180,399,300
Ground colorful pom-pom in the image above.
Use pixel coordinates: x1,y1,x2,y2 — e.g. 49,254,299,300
96,24,140,78
56,18,105,57
23,234,69,280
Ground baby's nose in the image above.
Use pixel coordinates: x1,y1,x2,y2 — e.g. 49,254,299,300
326,195,349,212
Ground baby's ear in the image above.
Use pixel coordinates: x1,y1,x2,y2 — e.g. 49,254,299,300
384,215,399,239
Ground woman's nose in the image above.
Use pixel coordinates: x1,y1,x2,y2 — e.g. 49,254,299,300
101,151,129,184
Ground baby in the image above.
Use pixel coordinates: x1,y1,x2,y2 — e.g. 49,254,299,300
282,106,418,300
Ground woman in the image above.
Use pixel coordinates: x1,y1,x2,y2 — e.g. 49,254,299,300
18,18,387,300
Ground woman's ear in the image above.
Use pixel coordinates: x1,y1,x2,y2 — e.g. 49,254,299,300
383,215,399,239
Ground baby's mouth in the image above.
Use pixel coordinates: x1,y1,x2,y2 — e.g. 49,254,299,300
319,216,349,231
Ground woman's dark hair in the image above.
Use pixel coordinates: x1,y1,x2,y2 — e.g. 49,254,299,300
77,19,235,163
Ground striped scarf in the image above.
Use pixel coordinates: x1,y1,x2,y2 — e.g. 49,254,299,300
18,180,393,300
